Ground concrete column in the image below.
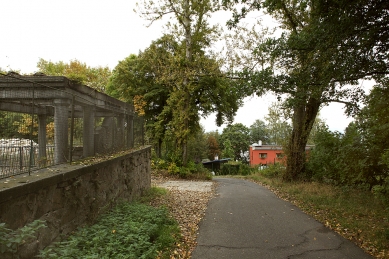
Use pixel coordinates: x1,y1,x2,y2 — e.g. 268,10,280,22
127,114,134,148
54,99,69,164
83,106,95,157
38,114,47,165
117,114,124,150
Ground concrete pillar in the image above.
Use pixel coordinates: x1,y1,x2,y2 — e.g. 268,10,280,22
54,99,69,164
127,114,134,148
83,106,95,157
38,114,47,166
117,114,124,150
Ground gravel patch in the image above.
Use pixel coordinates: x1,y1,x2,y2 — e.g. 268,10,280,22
157,181,213,192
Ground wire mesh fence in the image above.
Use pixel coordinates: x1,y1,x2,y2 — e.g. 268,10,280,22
0,72,144,179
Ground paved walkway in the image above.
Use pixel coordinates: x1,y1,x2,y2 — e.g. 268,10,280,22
191,178,373,259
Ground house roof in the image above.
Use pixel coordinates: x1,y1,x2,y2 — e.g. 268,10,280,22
250,144,314,151
202,158,231,165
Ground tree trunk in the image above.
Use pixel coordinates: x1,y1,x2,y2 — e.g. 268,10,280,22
285,97,320,181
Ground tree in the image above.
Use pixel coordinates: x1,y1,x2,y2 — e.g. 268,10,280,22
355,79,389,187
264,102,291,146
219,123,250,161
37,59,111,92
107,38,174,157
221,139,234,159
187,126,208,163
206,131,220,160
131,1,243,166
221,0,389,180
249,119,269,144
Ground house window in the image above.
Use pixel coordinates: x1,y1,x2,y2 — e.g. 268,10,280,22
276,153,284,158
260,153,267,159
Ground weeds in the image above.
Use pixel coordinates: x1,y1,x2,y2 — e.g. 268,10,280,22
0,219,46,257
38,187,180,259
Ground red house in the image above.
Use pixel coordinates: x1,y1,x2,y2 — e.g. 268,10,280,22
249,141,313,166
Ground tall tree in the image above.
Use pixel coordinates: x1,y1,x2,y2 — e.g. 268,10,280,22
249,119,270,144
134,0,243,165
264,102,291,146
37,58,111,92
219,123,250,161
221,0,389,180
355,79,389,187
206,132,220,160
107,37,175,157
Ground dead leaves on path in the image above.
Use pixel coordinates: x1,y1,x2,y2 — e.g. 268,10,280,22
151,181,216,259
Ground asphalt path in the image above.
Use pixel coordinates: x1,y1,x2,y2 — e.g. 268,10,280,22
191,178,373,259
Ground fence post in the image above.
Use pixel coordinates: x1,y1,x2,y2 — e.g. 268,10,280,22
19,147,23,171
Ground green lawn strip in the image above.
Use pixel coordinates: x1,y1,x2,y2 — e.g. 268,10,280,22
244,174,389,258
38,188,180,259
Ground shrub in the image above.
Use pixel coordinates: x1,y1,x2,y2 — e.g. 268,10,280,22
167,162,180,175
238,164,253,176
38,202,179,259
220,163,240,175
260,163,285,178
153,159,169,170
0,220,46,256
179,167,191,179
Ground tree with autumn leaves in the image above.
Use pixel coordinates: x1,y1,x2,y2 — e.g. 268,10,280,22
109,0,244,166
37,58,111,92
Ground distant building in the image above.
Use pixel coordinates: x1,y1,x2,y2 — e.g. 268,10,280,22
249,141,313,166
202,158,231,172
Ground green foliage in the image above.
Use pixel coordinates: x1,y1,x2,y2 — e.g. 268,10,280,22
37,58,111,92
135,187,169,206
118,0,246,166
152,158,169,170
219,123,250,161
238,163,253,176
258,163,286,179
38,202,179,259
220,163,240,175
222,0,388,180
219,162,254,176
264,102,291,146
167,162,180,175
306,81,389,192
305,126,343,183
0,220,46,256
249,119,270,144
221,139,234,160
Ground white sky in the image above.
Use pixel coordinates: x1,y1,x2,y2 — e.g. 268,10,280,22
1,0,355,133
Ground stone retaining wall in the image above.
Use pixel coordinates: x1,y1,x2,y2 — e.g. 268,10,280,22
0,146,151,258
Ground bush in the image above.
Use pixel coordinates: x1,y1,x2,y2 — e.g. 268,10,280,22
260,163,285,178
152,158,169,170
179,167,191,178
238,164,253,176
38,202,179,259
220,163,240,175
167,162,180,175
0,220,46,256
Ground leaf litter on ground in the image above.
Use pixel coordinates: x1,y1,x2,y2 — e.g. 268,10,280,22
150,174,216,259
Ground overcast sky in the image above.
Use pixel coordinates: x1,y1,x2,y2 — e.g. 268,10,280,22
1,0,356,132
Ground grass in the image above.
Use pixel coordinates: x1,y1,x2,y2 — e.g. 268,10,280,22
38,187,180,259
242,171,389,258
